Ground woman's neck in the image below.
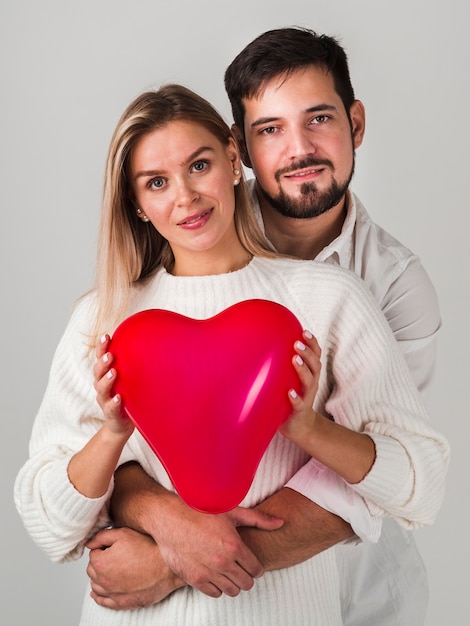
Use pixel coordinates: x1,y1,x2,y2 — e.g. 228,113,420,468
171,244,253,277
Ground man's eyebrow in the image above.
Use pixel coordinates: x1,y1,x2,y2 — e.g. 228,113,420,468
306,104,338,114
250,104,338,129
134,146,215,180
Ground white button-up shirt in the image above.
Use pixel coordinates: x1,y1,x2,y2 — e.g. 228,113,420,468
249,180,441,625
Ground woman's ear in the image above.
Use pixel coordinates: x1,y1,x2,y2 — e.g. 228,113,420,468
226,136,242,176
349,100,366,149
231,124,252,169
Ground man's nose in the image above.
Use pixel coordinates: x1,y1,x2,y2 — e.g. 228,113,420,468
286,127,316,159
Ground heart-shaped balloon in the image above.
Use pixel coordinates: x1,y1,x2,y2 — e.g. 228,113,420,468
111,299,302,513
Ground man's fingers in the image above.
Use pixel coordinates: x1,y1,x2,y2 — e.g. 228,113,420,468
86,536,112,550
234,544,264,580
231,506,284,530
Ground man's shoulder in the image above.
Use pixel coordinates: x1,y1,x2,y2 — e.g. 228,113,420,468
353,194,416,267
350,194,438,313
351,195,428,295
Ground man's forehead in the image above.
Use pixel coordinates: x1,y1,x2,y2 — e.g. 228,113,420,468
244,66,335,105
242,68,338,121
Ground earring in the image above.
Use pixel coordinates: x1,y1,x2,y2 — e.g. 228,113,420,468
233,179,240,186
233,168,240,176
136,207,150,222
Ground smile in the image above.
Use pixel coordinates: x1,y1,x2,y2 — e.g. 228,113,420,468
285,168,323,179
178,208,213,228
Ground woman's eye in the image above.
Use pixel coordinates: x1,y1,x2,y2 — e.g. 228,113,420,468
192,160,208,173
149,177,165,189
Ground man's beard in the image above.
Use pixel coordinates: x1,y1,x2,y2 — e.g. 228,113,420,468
259,155,355,219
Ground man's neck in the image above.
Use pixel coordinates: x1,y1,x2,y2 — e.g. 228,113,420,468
258,191,348,261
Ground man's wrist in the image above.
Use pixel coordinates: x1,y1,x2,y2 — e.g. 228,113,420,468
238,487,354,571
111,462,172,536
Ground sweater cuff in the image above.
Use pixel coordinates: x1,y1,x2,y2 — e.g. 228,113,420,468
42,455,113,530
286,459,382,543
352,433,413,508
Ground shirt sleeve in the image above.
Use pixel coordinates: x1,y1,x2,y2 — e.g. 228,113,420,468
285,459,382,543
379,255,441,404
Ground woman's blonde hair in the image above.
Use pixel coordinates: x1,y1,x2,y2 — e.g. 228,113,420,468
90,83,277,346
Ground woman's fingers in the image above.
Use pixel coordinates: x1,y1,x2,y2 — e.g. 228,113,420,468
289,330,321,408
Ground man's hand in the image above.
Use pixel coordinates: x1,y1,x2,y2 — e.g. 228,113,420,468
145,497,283,598
92,462,354,611
108,463,283,599
86,527,185,610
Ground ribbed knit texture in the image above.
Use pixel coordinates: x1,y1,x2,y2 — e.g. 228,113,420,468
14,256,449,625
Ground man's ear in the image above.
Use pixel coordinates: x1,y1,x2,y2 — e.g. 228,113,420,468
231,124,253,169
349,100,366,149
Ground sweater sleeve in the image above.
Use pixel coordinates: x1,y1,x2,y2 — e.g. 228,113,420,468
283,264,450,530
14,295,135,563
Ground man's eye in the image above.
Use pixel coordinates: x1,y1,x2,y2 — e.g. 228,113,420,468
312,115,329,124
260,126,277,135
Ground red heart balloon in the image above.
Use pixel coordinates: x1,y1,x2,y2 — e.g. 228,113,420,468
111,299,302,513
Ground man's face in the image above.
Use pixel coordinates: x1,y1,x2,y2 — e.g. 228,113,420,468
239,65,365,218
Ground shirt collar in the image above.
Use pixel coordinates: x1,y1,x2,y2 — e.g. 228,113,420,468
315,190,356,268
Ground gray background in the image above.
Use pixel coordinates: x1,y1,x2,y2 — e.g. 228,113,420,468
1,1,468,624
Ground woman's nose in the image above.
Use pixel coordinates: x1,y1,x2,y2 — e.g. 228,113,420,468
175,179,199,207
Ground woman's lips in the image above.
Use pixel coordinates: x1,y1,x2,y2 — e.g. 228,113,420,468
178,208,213,229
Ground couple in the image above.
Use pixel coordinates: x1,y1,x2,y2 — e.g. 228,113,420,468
15,27,449,625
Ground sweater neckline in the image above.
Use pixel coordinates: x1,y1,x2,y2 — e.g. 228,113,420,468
159,255,259,281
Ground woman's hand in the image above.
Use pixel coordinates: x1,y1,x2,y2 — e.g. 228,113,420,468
280,331,376,482
279,330,322,445
67,334,134,498
94,334,134,438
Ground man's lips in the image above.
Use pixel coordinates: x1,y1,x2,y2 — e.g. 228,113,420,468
177,208,213,227
275,158,334,182
284,167,324,179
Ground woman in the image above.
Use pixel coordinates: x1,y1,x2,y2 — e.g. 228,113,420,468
15,85,449,625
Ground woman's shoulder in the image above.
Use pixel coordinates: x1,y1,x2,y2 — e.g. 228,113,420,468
70,290,99,324
253,257,380,327
255,256,367,290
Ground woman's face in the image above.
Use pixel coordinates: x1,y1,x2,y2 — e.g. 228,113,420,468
130,120,243,274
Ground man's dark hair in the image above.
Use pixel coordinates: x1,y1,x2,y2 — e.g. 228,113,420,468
224,26,355,133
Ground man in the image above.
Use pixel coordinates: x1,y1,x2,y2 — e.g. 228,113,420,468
87,27,440,625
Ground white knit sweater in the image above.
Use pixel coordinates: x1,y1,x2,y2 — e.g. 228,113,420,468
14,257,449,626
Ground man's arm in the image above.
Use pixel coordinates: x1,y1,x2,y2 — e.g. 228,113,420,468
111,463,353,572
85,461,353,609
109,463,287,599
238,485,353,570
